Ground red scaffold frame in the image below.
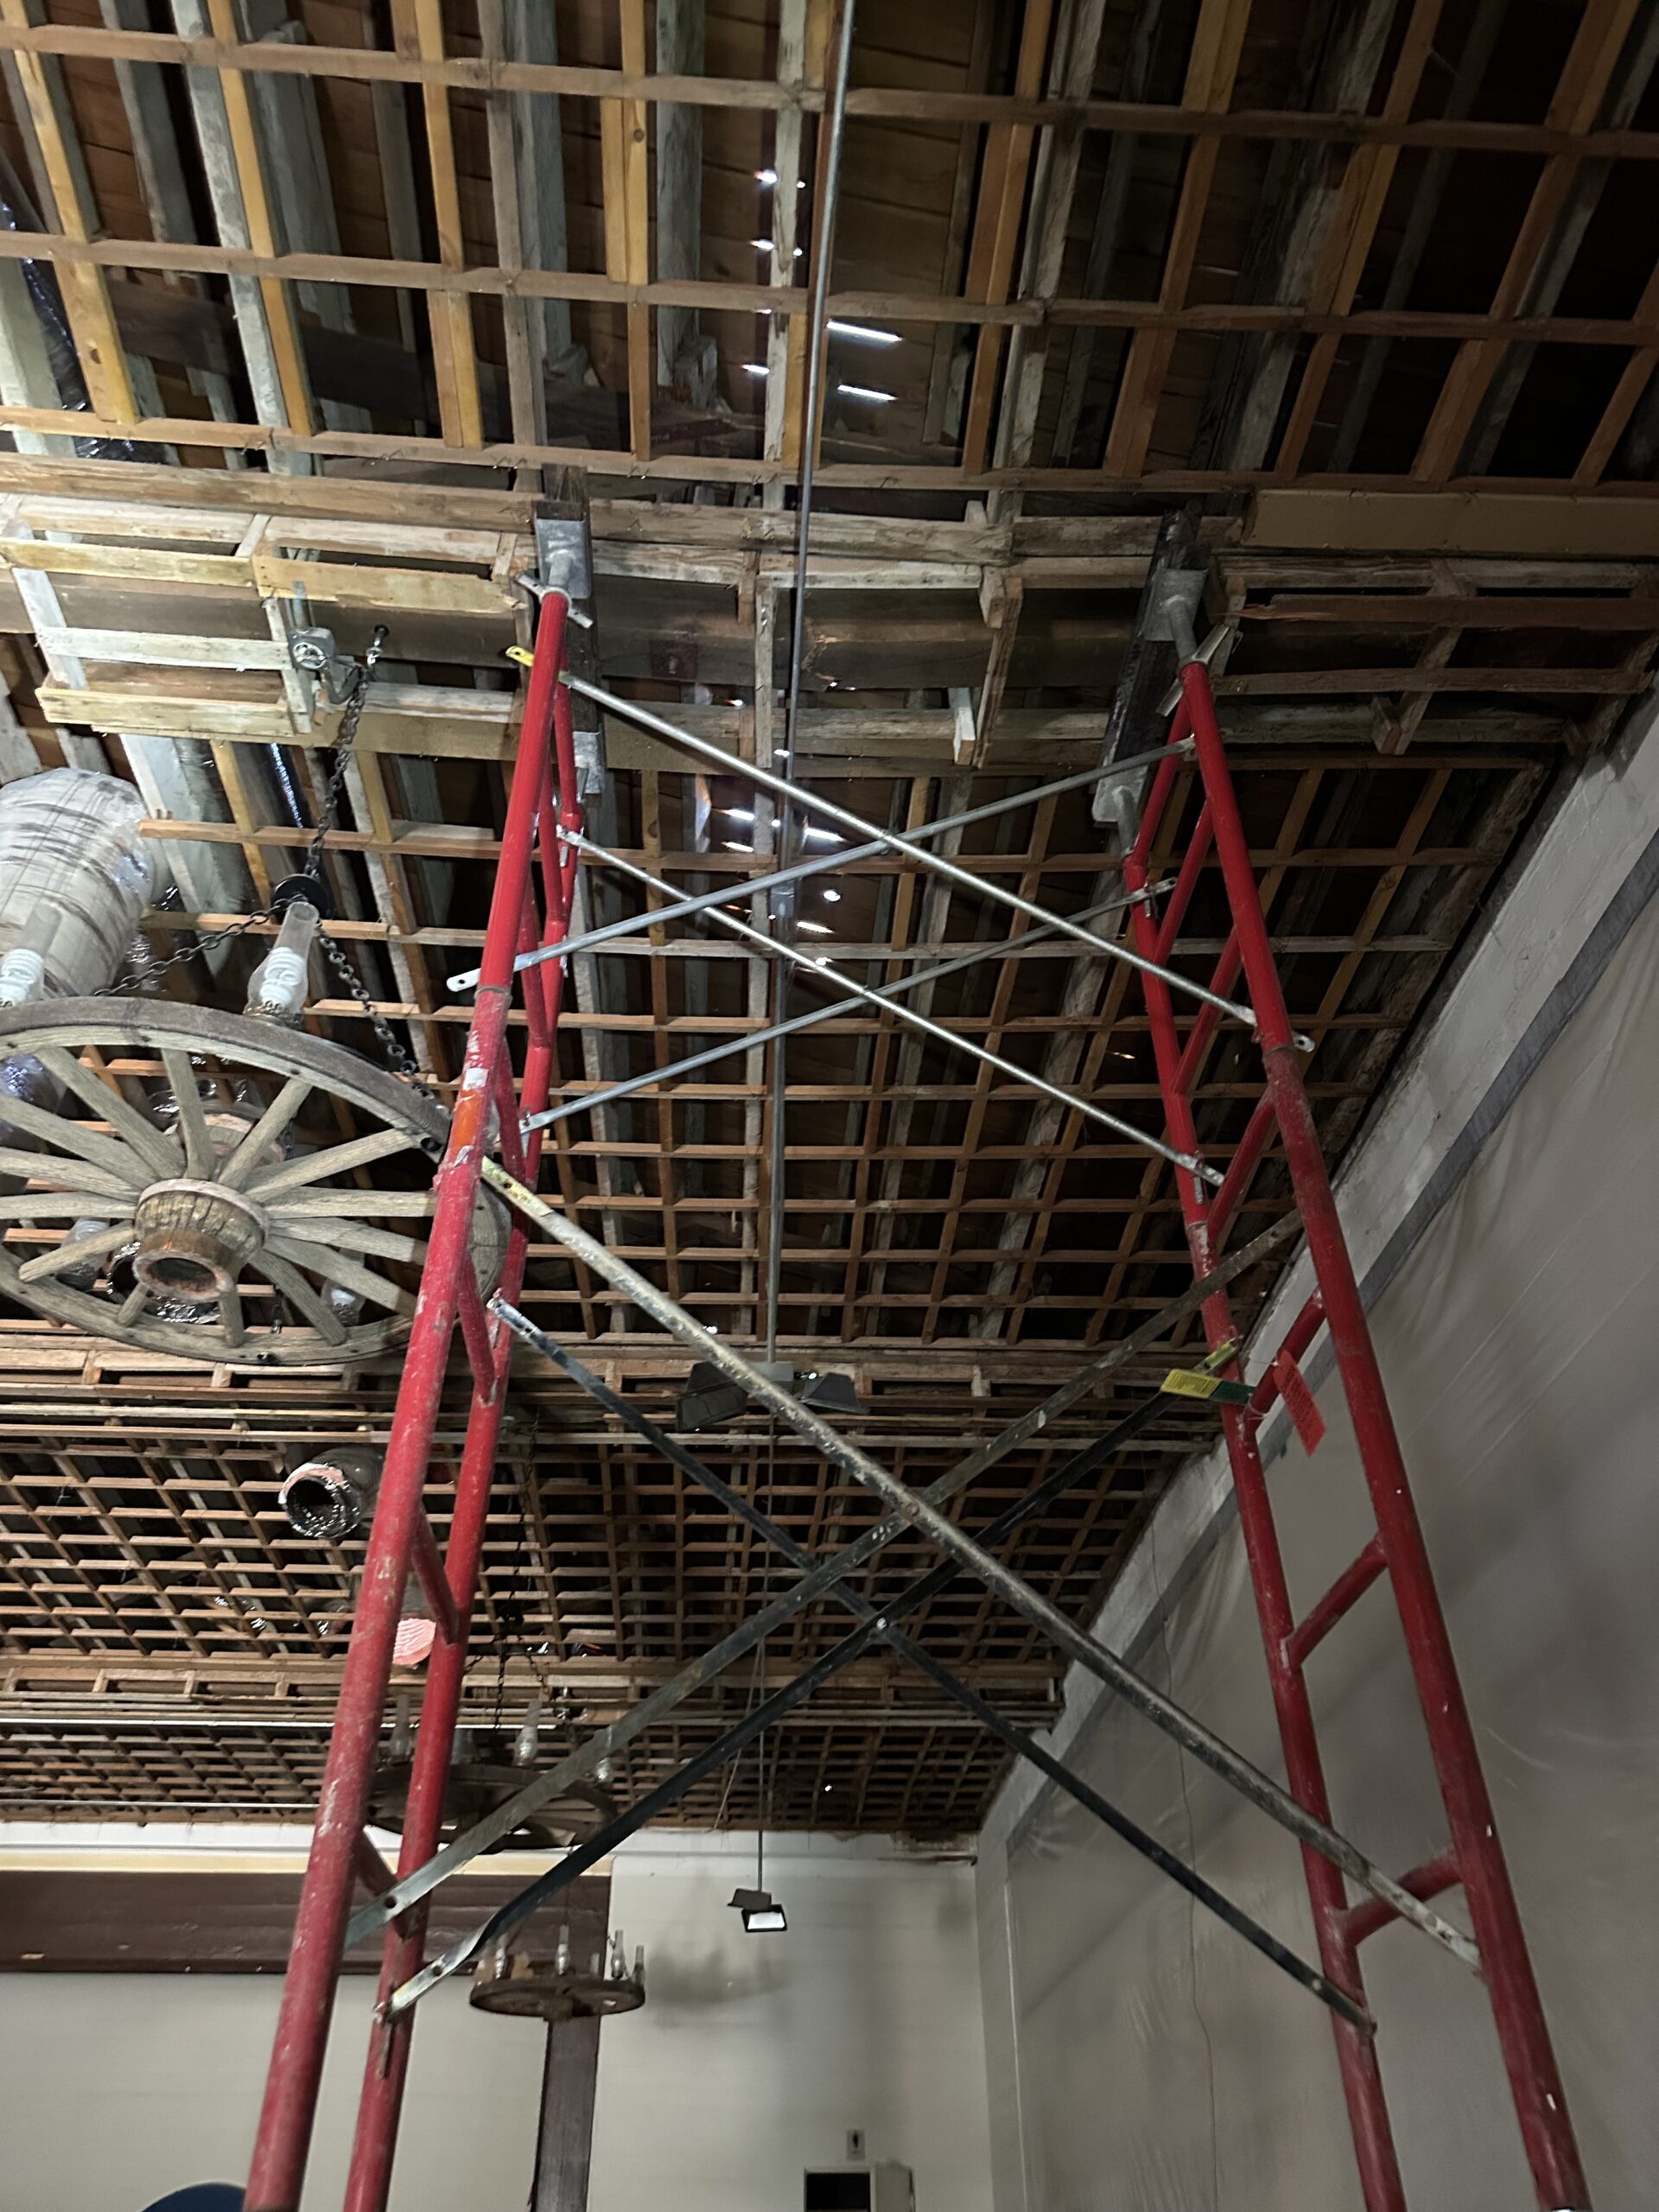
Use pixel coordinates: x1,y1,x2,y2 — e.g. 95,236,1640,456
245,588,1590,2212
1118,652,1588,2212
245,590,583,2212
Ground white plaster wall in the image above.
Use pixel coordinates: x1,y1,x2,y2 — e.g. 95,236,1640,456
592,1836,994,2212
0,1834,992,2212
0,1973,543,2212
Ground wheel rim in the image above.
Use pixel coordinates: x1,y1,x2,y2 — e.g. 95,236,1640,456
0,999,497,1370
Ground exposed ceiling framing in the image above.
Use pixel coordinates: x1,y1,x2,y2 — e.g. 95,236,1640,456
0,0,1654,1838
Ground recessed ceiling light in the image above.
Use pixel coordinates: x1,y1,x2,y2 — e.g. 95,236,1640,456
798,919,832,936
755,167,779,186
836,384,895,405
821,888,842,904
743,361,769,378
828,321,900,346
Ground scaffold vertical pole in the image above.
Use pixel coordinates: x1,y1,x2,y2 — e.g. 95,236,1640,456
1117,635,1590,2212
245,586,582,2212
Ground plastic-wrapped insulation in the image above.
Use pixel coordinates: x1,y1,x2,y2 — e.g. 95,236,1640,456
0,770,159,996
0,147,138,463
0,771,161,1147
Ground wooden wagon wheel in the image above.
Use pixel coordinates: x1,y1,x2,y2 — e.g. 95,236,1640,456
0,998,500,1369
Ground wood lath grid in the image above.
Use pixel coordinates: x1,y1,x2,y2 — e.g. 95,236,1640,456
0,0,1651,1837
0,3,1651,489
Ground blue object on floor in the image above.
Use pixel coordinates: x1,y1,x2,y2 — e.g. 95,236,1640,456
140,2188,244,2211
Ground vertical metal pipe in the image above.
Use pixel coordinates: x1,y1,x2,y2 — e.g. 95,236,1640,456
766,0,856,1363
1177,656,1589,2212
246,595,573,2212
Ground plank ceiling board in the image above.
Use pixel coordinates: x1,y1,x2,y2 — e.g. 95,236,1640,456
0,0,1654,1838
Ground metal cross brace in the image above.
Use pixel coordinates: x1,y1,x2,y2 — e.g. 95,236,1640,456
391,1306,1368,2031
470,1160,1481,1974
564,675,1311,1048
569,829,1220,1185
521,880,1173,1134
346,1215,1305,1947
451,743,1192,990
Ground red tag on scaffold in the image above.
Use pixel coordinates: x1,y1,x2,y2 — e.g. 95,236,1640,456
1272,1348,1325,1455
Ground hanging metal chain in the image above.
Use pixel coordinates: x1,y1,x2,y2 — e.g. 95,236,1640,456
302,623,386,887
305,628,443,1108
119,625,442,1111
111,901,279,995
315,927,438,1105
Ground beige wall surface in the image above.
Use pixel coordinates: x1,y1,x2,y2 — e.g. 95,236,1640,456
977,823,1659,2209
594,1849,994,2212
0,1842,991,2212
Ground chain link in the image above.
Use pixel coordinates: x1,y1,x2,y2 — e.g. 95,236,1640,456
122,625,443,1115
112,902,279,995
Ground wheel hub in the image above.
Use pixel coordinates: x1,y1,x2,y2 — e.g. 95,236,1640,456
131,1179,270,1306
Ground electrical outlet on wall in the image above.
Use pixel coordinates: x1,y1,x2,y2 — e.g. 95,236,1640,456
846,2129,867,2163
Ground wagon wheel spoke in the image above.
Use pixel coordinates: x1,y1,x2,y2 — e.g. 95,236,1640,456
218,1076,315,1192
115,1281,149,1327
261,1251,350,1345
247,1125,423,1203
218,1283,246,1349
34,1046,181,1181
161,1050,219,1179
270,1213,429,1267
0,1151,137,1203
0,1091,149,1187
16,1221,136,1286
0,1192,137,1223
270,1189,438,1221
265,1235,415,1316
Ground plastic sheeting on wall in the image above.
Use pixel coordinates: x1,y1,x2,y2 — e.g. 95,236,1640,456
995,883,1659,2211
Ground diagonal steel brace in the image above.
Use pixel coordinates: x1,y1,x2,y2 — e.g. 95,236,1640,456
471,1159,1481,1974
346,1215,1303,1946
390,1316,1368,2030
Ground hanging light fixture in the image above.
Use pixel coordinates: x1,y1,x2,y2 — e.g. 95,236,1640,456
728,1725,787,1933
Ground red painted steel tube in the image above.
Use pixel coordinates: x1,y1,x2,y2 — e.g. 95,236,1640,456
1342,1850,1463,1952
245,997,508,2212
1154,800,1211,963
246,598,572,2212
1123,842,1408,2212
1285,1535,1387,1674
455,1258,499,1402
518,881,550,1052
340,616,579,2212
1179,658,1589,2211
343,1038,569,2212
1207,1089,1278,1249
406,1510,461,1648
1128,713,1187,872
1248,1290,1324,1416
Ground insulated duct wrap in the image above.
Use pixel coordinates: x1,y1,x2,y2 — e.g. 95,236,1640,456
0,769,159,996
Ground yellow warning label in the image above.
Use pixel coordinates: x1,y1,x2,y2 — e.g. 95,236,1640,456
1161,1368,1221,1400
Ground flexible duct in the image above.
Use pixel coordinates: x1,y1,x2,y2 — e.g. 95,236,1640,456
0,769,160,996
278,1446,382,1541
0,770,162,1160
